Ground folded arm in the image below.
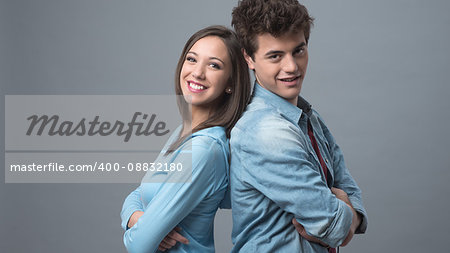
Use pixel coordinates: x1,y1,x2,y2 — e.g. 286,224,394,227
120,186,144,231
239,118,353,248
123,138,223,253
316,114,368,234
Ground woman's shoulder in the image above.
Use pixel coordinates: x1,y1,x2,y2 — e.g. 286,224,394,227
192,126,227,140
191,126,228,152
186,127,229,182
191,127,229,193
189,127,229,169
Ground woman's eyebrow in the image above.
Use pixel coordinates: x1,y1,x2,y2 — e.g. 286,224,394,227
209,57,225,65
188,51,225,64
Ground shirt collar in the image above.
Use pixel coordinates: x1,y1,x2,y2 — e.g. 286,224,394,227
252,82,312,124
297,95,312,117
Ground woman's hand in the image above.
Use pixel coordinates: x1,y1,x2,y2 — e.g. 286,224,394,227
128,211,144,229
127,212,189,251
158,227,189,252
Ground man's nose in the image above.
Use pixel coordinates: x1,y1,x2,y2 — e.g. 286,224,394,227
282,55,298,73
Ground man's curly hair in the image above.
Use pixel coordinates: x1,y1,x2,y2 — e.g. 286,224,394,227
232,0,314,59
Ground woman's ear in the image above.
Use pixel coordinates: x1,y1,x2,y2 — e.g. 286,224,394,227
242,49,255,70
225,86,233,94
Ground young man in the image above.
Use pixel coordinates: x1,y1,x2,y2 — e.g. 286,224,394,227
229,0,368,252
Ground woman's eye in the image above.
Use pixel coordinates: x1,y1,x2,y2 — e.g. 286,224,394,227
210,63,221,69
186,56,196,62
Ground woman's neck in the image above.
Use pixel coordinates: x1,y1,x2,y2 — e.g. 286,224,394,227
181,106,212,136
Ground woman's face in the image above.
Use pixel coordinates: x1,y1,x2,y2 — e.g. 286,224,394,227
179,36,232,111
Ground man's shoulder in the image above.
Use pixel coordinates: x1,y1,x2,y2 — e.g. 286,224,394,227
231,109,301,153
233,104,292,135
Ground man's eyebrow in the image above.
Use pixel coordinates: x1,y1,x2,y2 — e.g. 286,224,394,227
296,42,307,48
264,42,307,56
264,50,284,56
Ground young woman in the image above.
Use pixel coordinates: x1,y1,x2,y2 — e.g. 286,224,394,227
120,26,251,253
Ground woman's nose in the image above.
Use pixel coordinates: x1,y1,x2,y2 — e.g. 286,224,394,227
192,64,206,80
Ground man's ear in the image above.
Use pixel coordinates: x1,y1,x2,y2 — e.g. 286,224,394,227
242,49,255,70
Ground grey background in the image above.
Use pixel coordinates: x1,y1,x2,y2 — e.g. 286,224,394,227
1,0,449,252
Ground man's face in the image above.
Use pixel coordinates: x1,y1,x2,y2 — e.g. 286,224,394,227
244,32,308,105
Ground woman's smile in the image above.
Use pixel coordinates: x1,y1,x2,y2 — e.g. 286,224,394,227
187,80,208,93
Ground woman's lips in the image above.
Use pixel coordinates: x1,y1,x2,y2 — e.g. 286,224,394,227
187,81,207,93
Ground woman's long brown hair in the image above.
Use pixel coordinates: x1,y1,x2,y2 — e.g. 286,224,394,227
166,25,251,154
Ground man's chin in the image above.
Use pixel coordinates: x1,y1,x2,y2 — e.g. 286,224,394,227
280,93,300,105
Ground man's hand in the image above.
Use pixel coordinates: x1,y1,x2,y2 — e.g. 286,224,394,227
127,211,144,229
331,187,361,247
292,218,329,247
158,227,189,252
331,187,350,205
293,187,362,247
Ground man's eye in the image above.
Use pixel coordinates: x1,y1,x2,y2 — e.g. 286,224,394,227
294,48,305,55
269,54,280,59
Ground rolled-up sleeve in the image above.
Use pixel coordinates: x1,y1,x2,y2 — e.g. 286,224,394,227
238,117,353,248
318,115,368,234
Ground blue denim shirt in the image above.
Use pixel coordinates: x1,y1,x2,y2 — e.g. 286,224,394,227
121,126,230,253
230,83,368,252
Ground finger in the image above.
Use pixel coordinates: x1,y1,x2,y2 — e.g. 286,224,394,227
163,237,177,247
158,246,166,252
168,230,189,244
300,232,322,244
301,233,329,247
159,241,172,249
292,219,325,245
331,187,342,195
298,228,310,238
291,218,304,233
320,242,330,247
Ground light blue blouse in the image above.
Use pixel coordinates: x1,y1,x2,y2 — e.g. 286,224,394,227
121,126,230,253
